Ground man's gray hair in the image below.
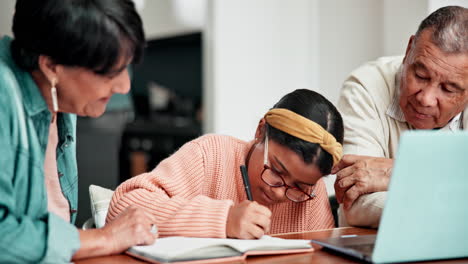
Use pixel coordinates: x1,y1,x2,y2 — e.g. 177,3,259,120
416,6,468,53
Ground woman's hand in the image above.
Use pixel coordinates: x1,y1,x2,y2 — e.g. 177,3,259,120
73,205,158,260
226,201,271,239
101,205,158,254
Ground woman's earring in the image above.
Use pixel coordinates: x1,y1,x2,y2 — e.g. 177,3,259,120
51,78,58,113
50,78,58,123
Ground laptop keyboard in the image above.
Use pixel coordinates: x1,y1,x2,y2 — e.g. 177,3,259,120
347,243,375,256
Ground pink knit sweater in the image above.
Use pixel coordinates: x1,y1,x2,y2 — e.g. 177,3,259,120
107,134,334,238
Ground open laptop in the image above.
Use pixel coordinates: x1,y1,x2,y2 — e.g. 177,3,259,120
311,131,468,263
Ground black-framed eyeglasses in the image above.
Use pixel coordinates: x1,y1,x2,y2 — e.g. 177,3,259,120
261,133,316,203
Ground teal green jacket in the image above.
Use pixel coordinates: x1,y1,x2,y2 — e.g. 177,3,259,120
0,36,80,262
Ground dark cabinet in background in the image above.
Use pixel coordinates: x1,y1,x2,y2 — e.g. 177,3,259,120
119,115,201,182
75,32,203,226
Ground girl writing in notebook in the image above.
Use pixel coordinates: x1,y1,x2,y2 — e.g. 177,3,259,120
107,89,343,239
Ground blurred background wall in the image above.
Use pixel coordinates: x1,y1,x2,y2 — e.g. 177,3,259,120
0,0,466,226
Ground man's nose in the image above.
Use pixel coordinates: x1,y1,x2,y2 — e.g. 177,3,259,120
415,86,438,107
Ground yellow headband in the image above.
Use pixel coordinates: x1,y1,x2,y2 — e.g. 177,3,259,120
264,108,343,166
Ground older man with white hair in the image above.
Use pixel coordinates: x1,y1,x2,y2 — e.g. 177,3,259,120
333,5,468,228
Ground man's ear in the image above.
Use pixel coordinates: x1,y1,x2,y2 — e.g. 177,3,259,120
255,118,267,140
402,35,415,64
37,55,58,85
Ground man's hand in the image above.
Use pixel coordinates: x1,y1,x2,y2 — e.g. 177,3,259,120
226,201,271,239
332,155,394,210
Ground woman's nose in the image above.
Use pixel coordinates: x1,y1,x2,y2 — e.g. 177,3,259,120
112,70,131,94
113,83,130,94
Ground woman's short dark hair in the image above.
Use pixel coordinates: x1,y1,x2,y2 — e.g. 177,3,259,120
11,0,145,75
267,89,344,175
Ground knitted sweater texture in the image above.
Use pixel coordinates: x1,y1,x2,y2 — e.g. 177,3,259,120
107,134,334,237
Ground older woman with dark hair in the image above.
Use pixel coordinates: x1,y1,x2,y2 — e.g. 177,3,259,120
0,0,156,262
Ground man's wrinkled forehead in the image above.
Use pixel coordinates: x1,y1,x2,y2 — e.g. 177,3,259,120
411,33,468,84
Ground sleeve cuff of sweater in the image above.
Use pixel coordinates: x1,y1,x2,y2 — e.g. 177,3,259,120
158,198,234,238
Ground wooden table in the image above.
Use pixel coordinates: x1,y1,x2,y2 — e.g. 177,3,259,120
75,227,468,264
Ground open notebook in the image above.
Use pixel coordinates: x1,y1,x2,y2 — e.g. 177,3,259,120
127,235,313,264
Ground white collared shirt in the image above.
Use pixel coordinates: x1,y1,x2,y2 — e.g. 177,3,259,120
337,56,468,228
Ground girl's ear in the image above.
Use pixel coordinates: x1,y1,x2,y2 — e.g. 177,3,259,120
255,118,267,140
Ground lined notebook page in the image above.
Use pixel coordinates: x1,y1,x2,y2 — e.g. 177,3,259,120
130,235,311,260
